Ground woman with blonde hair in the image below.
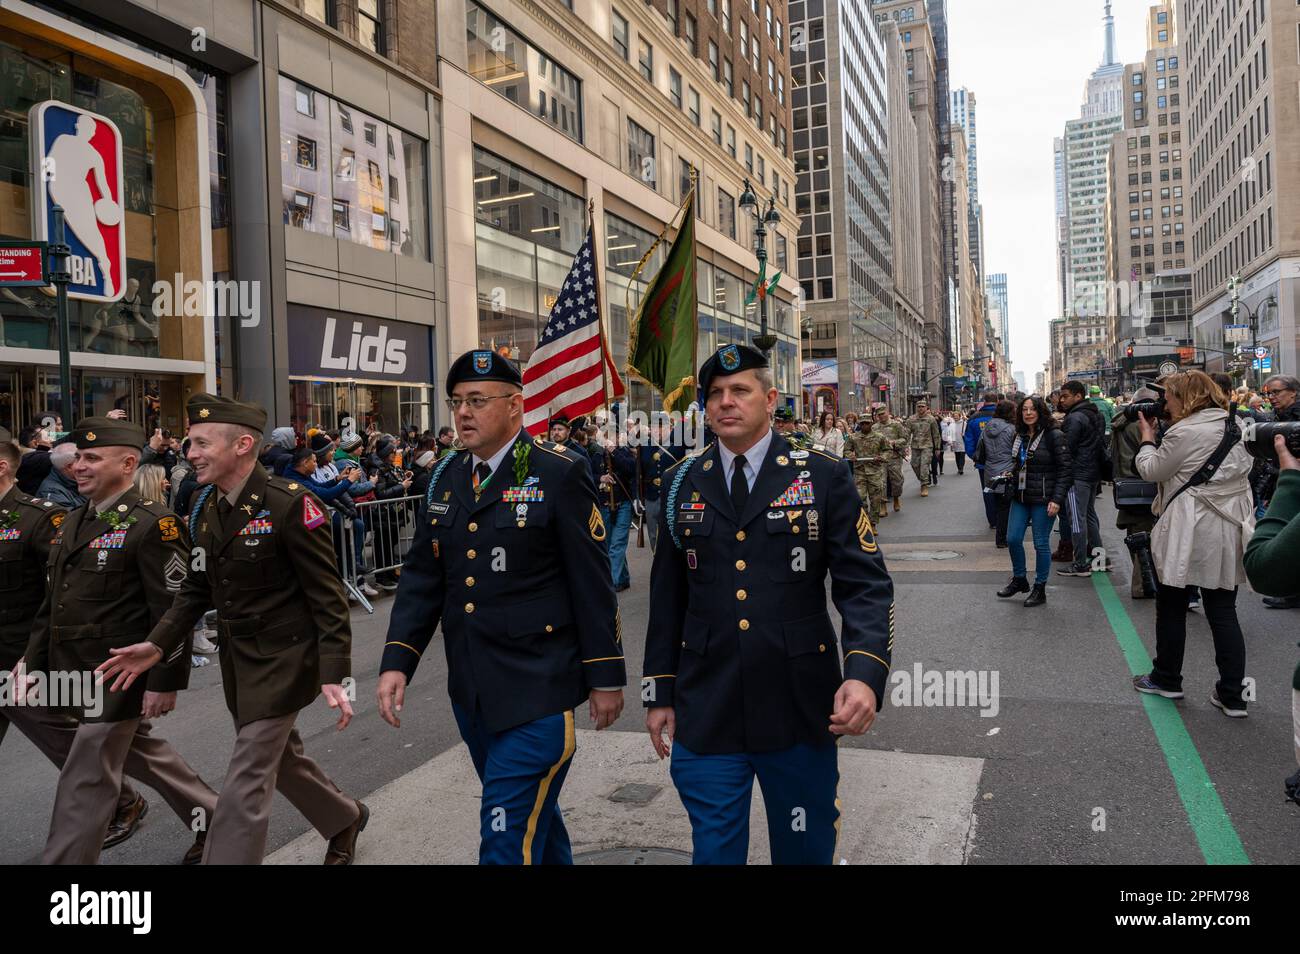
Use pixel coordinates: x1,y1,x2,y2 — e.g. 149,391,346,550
1132,370,1254,717
132,461,170,506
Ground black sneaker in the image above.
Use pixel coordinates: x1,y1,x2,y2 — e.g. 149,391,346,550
1285,769,1300,805
1209,689,1247,718
1057,565,1093,578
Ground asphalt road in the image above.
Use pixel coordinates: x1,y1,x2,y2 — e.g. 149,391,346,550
1,453,1295,864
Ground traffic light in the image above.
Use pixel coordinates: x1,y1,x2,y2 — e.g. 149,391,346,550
987,359,995,373
1125,344,1134,358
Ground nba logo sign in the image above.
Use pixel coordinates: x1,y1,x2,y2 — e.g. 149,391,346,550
29,101,126,303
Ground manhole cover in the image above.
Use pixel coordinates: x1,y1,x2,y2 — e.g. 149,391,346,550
889,550,962,561
575,846,692,865
608,782,663,805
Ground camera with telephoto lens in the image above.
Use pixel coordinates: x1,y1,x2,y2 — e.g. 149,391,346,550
1242,421,1300,467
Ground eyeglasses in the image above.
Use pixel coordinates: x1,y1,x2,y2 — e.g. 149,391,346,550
1262,388,1291,398
445,394,514,412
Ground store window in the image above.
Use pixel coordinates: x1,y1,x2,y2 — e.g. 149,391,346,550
278,76,430,259
473,147,585,367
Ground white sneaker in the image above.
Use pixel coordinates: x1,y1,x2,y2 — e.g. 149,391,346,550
193,631,218,654
358,581,380,597
1210,690,1247,718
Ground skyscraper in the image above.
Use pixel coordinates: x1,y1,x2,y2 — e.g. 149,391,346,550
951,87,983,288
987,272,1009,355
1062,3,1125,320
792,0,895,415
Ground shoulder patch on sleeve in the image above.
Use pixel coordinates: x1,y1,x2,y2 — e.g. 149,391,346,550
50,511,65,530
302,495,327,530
158,515,180,542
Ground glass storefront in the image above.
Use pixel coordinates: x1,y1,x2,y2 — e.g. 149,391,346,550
288,379,432,436
278,75,430,260
0,27,231,431
473,146,586,366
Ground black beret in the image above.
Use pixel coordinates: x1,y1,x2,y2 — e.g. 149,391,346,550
698,343,768,397
187,392,268,432
446,349,522,395
548,415,571,428
68,416,145,450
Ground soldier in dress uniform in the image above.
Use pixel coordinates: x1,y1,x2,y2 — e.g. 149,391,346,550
1,428,213,860
773,406,811,449
376,349,625,865
99,394,366,865
905,402,943,497
875,406,910,512
643,343,895,865
20,417,216,864
842,418,890,525
637,421,685,553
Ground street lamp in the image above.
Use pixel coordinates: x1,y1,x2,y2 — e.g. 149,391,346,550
1225,279,1276,389
738,177,781,355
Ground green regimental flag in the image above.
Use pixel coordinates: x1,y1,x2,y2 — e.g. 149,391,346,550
627,188,699,413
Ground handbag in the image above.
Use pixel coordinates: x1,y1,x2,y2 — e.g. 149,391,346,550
1112,477,1157,511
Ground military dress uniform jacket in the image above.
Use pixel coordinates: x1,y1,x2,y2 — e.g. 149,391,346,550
24,488,192,722
381,431,627,733
639,444,685,502
643,431,895,754
148,467,351,727
0,487,65,671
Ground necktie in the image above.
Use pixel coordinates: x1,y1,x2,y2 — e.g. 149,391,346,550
730,454,749,514
473,462,491,495
214,496,232,535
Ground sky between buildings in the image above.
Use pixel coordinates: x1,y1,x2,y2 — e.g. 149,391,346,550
947,0,1159,383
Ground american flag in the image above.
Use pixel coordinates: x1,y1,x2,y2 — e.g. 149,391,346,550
523,225,624,435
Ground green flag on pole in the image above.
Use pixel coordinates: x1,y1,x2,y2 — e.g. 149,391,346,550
745,266,781,307
627,188,698,413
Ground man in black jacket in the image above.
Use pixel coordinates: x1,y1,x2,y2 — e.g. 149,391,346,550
1057,380,1105,578
1259,375,1300,608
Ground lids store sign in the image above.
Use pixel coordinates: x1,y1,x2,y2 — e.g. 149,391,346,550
288,306,433,383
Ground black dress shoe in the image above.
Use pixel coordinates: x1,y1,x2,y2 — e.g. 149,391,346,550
1023,583,1047,607
1263,595,1300,609
997,576,1030,598
182,831,206,865
325,801,369,865
103,794,148,849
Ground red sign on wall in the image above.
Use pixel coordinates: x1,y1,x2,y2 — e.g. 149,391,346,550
0,243,48,286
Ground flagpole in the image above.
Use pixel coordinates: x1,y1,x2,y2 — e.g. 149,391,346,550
624,168,696,396
590,198,613,418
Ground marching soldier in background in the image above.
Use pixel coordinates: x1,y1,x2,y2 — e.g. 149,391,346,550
875,406,909,511
843,417,890,525
773,406,810,450
377,350,625,865
905,401,942,498
1,429,213,860
638,420,685,552
643,343,895,865
21,417,215,864
99,394,366,865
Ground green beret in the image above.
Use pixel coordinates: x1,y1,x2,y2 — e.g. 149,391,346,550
446,349,522,395
69,416,145,450
773,406,795,422
187,393,268,432
699,343,768,397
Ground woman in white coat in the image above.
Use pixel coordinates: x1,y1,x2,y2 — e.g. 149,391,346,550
1131,370,1254,717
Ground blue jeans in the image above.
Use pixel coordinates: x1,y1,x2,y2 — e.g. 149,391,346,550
1007,499,1056,584
607,501,633,588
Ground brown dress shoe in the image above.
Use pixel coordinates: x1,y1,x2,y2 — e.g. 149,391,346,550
103,793,148,849
892,497,901,512
324,801,369,865
182,831,206,865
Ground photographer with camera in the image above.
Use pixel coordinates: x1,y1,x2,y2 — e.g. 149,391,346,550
1251,375,1300,608
1131,371,1255,717
1242,433,1300,802
1110,386,1164,599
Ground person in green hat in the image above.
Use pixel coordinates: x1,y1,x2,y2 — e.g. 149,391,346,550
1088,385,1115,437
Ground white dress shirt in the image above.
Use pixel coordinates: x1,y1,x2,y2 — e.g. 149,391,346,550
718,427,774,493
471,436,518,486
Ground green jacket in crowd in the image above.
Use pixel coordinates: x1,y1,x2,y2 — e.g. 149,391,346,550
1243,468,1300,691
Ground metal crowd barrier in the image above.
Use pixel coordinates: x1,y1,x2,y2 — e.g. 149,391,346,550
336,494,422,614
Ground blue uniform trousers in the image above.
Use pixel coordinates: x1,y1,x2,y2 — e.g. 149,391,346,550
607,500,633,588
669,741,839,865
452,703,576,865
